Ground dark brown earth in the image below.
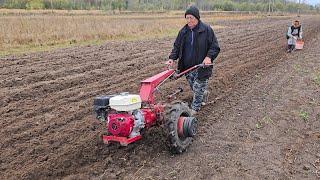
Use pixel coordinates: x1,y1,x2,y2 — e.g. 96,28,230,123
1,15,319,179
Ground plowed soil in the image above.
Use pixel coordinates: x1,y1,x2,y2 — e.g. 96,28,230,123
1,15,320,179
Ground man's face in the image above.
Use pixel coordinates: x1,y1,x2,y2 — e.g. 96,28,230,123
186,14,198,29
294,21,299,27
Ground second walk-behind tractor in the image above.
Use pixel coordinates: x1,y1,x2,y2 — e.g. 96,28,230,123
93,64,211,153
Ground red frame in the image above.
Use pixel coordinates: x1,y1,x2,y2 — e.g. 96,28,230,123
139,69,175,104
102,135,142,146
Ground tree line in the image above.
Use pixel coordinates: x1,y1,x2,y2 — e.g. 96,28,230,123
0,0,318,12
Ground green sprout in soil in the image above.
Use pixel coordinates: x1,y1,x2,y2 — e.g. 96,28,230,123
312,72,320,86
256,122,262,129
299,111,309,122
263,116,274,124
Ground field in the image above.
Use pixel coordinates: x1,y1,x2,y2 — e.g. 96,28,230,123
0,9,264,56
1,12,320,179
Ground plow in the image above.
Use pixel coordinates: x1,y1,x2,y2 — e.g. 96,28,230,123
93,64,211,153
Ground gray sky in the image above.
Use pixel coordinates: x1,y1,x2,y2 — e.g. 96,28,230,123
308,0,320,5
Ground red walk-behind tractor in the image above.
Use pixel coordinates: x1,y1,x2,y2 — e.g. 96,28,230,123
93,64,209,153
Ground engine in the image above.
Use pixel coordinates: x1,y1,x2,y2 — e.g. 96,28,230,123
94,93,146,138
107,110,145,137
107,113,134,137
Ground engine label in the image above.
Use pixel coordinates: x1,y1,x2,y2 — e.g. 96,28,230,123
130,97,138,103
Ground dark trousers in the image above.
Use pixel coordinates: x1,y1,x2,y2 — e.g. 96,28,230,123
288,45,295,50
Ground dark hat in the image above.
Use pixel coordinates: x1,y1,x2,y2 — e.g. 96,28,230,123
185,6,200,20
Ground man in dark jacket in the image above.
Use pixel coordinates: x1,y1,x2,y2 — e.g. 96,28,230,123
167,6,220,114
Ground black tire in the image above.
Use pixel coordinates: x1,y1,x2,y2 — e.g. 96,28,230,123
166,101,195,154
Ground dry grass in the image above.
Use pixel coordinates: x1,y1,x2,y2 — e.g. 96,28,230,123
0,9,263,56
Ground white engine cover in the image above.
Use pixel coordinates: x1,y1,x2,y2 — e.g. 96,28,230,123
109,93,142,111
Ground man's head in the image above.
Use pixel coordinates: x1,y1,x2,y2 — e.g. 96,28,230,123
185,6,200,29
293,20,300,27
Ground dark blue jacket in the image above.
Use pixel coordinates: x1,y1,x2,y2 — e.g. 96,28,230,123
169,21,220,80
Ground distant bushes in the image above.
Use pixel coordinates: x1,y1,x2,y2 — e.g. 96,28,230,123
26,0,44,9
1,0,318,13
203,0,316,13
2,0,28,9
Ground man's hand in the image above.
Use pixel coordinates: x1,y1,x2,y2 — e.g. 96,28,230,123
166,59,175,66
203,57,211,65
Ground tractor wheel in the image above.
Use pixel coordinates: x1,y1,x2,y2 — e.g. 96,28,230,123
166,101,197,154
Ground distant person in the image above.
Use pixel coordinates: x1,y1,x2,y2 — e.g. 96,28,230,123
166,6,220,115
287,20,303,53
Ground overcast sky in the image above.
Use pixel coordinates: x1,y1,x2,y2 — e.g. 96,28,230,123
308,0,320,5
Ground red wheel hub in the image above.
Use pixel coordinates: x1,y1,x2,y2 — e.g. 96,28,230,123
177,116,197,138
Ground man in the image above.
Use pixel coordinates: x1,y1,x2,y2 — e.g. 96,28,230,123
167,6,220,114
287,20,303,53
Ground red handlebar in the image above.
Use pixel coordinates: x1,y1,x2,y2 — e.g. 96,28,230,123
173,63,213,79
